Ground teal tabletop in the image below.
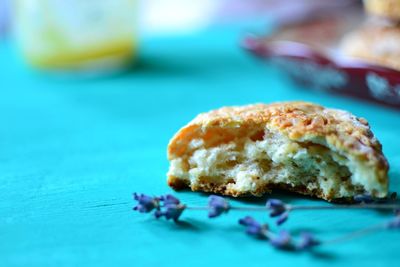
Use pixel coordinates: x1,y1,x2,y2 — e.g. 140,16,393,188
1,25,400,267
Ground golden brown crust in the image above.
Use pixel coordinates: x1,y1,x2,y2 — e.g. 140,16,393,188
340,22,400,71
364,0,400,21
167,102,389,200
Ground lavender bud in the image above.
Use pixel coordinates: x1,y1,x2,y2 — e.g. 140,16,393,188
276,211,289,225
155,204,186,222
395,209,400,216
160,194,181,205
239,216,268,238
133,193,159,213
387,216,400,229
354,194,374,204
296,232,320,250
155,194,186,222
269,230,292,249
266,199,287,217
208,195,230,218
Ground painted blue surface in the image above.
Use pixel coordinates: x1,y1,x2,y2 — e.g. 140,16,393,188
1,25,400,267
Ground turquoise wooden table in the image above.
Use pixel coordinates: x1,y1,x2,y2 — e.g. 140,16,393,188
1,25,400,267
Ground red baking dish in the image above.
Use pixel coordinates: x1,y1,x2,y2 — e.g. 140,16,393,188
242,5,400,109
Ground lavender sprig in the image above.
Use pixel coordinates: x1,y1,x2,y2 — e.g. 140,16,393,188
264,194,398,225
238,213,400,251
133,192,400,251
238,216,318,250
321,212,400,246
133,193,399,223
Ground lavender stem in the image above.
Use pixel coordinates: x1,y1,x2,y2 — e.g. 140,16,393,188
289,204,400,211
186,204,400,211
185,206,209,210
322,222,386,245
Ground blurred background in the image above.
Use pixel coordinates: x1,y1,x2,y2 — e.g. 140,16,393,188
1,0,361,71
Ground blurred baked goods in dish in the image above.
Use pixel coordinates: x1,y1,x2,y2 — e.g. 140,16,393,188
167,102,388,202
340,21,400,71
341,1,400,71
364,0,400,21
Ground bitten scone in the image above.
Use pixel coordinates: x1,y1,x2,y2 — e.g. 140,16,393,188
340,23,400,71
167,102,389,201
364,0,400,21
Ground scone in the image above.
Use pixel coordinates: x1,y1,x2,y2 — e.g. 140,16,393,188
364,0,400,21
167,102,389,201
340,23,400,71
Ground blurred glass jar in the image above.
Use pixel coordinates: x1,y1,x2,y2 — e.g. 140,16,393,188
14,0,136,71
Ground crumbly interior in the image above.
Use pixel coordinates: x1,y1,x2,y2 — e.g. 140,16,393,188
168,127,370,199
